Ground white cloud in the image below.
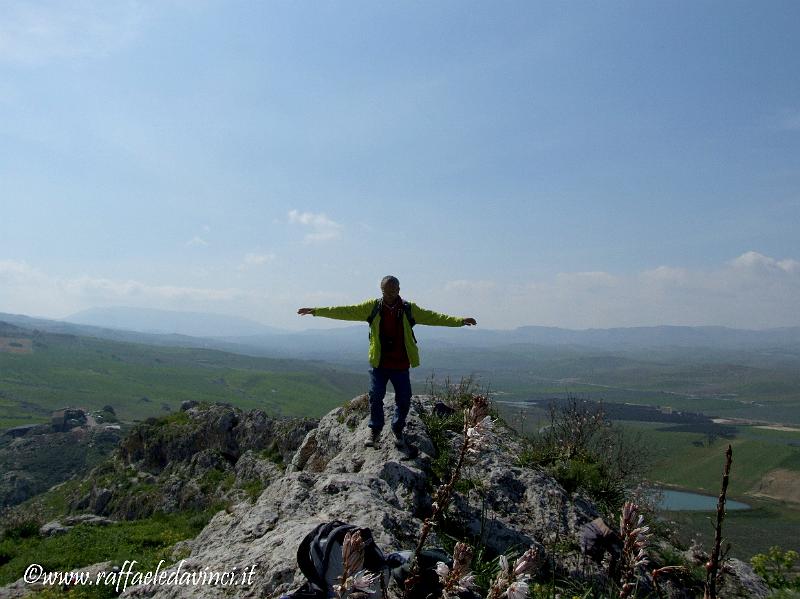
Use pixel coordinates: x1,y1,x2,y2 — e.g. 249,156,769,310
431,251,800,329
59,276,242,303
244,253,275,266
0,259,38,277
640,265,688,283
3,252,799,330
0,1,151,66
0,260,245,318
729,251,800,274
237,252,276,271
444,279,497,292
186,236,209,247
288,209,342,243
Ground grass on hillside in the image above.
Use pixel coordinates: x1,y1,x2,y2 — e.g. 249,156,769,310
417,343,800,425
616,421,800,498
615,420,800,559
0,331,366,428
0,508,219,594
665,499,800,559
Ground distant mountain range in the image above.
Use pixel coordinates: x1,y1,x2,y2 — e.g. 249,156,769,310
65,306,285,338
2,307,799,361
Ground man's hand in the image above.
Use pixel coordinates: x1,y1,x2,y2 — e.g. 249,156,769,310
462,318,477,326
297,308,314,316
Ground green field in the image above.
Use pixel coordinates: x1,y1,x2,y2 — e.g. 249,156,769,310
609,420,800,557
0,330,366,429
416,343,800,425
664,499,800,559
493,400,800,558
617,420,800,498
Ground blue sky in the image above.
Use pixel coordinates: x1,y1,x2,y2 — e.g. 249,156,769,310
1,1,799,330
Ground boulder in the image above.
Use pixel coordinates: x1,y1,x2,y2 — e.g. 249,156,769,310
39,520,71,536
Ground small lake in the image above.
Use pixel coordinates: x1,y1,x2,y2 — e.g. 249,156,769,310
655,488,751,511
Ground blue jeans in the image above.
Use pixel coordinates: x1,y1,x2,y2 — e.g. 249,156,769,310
368,367,412,435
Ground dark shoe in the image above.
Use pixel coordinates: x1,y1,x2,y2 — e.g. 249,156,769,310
364,428,381,448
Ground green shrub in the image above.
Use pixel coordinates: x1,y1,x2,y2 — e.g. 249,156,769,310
242,479,265,503
425,373,481,412
516,397,651,517
752,546,800,590
198,467,229,494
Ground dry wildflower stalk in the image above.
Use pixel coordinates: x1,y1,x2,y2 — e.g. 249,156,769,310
617,502,650,598
487,546,540,599
436,542,477,598
704,444,733,599
404,395,494,598
334,530,380,598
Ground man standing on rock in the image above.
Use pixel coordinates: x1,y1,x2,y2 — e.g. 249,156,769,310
297,275,477,455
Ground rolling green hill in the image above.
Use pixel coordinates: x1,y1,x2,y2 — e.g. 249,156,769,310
0,326,366,429
415,344,800,425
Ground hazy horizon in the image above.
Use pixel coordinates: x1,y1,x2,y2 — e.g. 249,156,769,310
4,305,800,336
2,2,799,330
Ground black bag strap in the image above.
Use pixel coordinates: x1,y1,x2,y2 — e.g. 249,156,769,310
296,523,329,593
359,527,387,573
402,301,416,328
319,523,358,585
402,301,417,342
297,521,349,592
366,299,382,325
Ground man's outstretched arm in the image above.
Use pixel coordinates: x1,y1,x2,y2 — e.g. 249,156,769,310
411,303,477,327
297,300,374,322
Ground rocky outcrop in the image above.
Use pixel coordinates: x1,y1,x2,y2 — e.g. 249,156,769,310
73,403,317,520
0,426,121,508
50,408,88,433
719,558,771,598
39,515,116,537
680,542,770,599
119,395,599,598
118,403,315,472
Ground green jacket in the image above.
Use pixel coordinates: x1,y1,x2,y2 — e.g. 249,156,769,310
312,299,465,368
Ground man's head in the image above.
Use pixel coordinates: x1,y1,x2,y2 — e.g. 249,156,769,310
380,275,400,304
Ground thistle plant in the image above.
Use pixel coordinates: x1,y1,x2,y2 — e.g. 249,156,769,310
334,530,381,598
617,502,650,598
